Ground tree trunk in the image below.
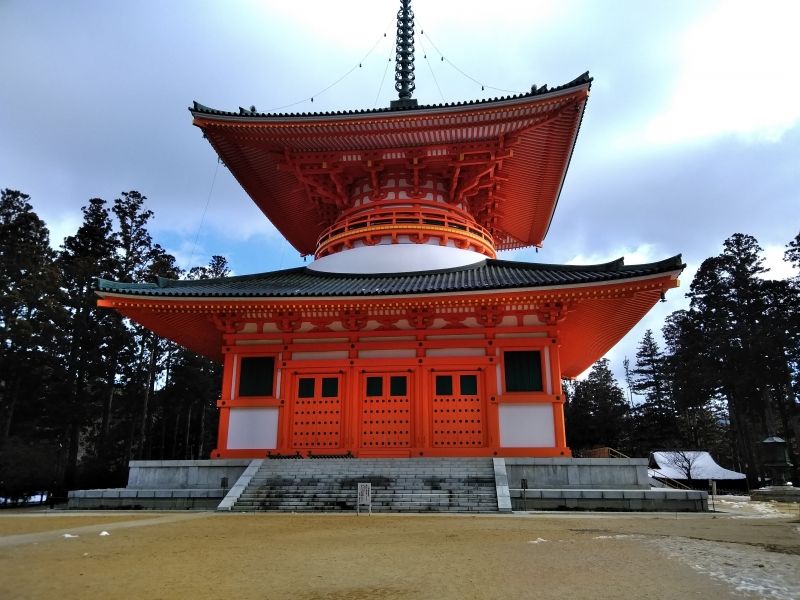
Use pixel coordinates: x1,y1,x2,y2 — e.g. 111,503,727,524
198,400,207,459
171,407,181,457
99,378,115,459
184,405,193,459
138,335,158,459
1,377,20,440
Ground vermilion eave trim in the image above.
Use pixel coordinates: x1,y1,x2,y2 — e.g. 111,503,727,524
190,79,591,255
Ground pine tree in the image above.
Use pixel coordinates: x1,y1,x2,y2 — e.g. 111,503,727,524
785,231,800,271
685,233,797,483
565,359,630,453
0,190,63,439
134,243,181,460
56,197,123,488
630,329,678,453
150,256,229,459
0,189,65,499
662,309,728,458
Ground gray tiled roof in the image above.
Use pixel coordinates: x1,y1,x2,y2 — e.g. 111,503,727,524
190,72,592,119
97,255,683,299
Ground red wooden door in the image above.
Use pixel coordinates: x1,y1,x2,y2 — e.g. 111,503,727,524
289,374,343,450
359,372,412,452
430,371,487,449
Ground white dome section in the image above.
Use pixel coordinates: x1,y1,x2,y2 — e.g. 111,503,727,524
308,243,486,274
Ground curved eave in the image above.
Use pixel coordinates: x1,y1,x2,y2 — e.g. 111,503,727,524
98,265,680,369
96,255,683,298
190,75,591,254
190,72,592,121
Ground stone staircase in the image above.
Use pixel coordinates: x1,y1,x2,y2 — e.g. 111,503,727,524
230,458,499,513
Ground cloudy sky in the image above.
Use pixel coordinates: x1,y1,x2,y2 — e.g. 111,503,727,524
1,0,798,380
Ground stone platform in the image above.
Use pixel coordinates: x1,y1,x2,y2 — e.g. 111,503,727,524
505,458,707,511
750,485,800,503
67,460,250,510
68,457,708,512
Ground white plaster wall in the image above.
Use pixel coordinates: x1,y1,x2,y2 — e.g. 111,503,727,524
292,351,349,360
499,404,555,447
227,408,278,450
425,348,485,357
358,349,416,359
308,244,486,273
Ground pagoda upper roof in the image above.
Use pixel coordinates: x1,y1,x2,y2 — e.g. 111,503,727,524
98,254,682,299
190,72,591,255
191,72,591,120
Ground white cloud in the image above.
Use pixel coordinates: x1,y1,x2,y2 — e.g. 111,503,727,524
566,243,658,267
643,0,800,145
761,243,798,280
265,0,568,50
42,212,81,250
166,239,211,275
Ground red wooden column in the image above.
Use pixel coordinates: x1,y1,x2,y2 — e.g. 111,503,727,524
485,352,500,452
413,363,428,454
213,349,236,457
549,336,569,455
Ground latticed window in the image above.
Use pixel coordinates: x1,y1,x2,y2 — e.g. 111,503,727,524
238,356,275,397
503,350,543,392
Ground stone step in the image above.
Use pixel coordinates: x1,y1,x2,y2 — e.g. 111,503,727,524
239,489,496,495
240,484,496,491
233,499,497,507
234,502,498,510
238,494,495,502
229,457,500,513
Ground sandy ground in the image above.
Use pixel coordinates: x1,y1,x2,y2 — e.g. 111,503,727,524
0,499,798,600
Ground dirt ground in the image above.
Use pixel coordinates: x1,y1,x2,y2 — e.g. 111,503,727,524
0,499,798,600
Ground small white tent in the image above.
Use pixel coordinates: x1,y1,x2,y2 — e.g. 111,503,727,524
649,451,746,481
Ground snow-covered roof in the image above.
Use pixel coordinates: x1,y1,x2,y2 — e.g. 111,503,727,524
650,451,746,480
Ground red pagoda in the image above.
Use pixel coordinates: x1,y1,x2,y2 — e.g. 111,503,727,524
97,2,683,460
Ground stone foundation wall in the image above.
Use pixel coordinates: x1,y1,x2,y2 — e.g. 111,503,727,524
127,459,251,490
504,457,650,490
510,488,708,511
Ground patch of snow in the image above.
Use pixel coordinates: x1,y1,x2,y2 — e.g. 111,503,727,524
646,536,800,600
62,534,79,539
731,502,783,519
717,499,747,508
99,531,110,536
593,534,642,540
527,538,548,544
650,451,745,480
751,503,782,515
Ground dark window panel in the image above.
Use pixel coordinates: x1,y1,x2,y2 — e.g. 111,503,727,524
239,356,275,397
460,374,478,395
366,376,383,397
321,377,339,398
435,375,453,396
504,350,543,392
390,376,407,397
298,378,315,398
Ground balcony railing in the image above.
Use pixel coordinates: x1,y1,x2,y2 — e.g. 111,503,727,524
315,202,497,259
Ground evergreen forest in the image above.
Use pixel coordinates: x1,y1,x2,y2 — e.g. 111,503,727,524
1,188,798,501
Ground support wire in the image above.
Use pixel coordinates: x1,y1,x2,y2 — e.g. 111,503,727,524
421,30,522,95
269,25,393,112
185,157,220,273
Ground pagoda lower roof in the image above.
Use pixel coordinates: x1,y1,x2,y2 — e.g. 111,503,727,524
97,255,683,377
98,255,683,299
190,73,591,255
